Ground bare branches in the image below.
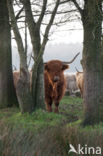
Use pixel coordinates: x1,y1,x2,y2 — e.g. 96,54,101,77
11,0,81,65
71,0,83,16
42,0,60,48
21,0,41,61
37,0,47,28
20,0,36,26
34,0,60,66
15,6,24,20
7,0,27,69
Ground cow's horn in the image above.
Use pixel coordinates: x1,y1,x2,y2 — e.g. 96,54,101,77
75,67,83,73
62,52,80,64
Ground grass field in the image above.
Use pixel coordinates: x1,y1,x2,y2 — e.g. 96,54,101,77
0,96,103,155
0,96,83,132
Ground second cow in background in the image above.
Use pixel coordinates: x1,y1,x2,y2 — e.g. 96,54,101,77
75,68,84,97
65,74,78,95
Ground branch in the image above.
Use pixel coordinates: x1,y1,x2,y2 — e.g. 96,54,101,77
15,6,24,20
20,0,36,26
71,0,83,16
35,0,60,65
37,0,47,27
15,9,78,20
21,0,41,60
7,0,27,69
59,0,70,5
41,0,60,48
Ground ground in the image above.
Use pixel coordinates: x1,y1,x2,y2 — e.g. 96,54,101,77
0,96,103,156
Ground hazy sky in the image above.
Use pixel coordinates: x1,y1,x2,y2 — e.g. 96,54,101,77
12,23,83,72
12,5,83,72
48,21,83,44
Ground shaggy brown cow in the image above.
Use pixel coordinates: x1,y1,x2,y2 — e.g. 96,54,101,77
75,68,84,97
44,53,80,113
44,61,68,112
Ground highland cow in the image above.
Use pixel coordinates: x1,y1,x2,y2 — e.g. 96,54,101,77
44,53,80,112
65,74,78,95
75,68,84,97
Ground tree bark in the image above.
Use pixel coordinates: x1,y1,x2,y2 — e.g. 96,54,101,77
21,0,45,109
34,59,45,109
7,0,34,113
0,0,17,108
16,69,34,113
30,28,45,109
82,0,103,125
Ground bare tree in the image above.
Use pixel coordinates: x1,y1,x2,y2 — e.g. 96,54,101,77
20,0,62,109
7,0,34,113
71,0,103,125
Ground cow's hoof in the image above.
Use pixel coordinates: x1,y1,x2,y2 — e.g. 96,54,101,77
47,108,52,112
46,105,52,112
54,109,59,113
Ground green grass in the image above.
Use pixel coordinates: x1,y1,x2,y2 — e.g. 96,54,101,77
0,96,83,133
60,96,83,121
6,110,66,133
1,96,103,155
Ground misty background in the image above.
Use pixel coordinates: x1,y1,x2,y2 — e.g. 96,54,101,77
12,1,83,74
12,42,83,73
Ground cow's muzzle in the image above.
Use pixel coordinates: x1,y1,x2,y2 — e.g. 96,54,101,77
53,76,60,82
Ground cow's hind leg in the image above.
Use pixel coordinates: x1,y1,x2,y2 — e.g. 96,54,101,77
54,101,59,113
46,97,53,112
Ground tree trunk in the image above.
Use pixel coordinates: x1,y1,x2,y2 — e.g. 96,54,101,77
0,0,17,108
16,69,34,113
7,0,34,113
32,59,45,109
82,0,103,125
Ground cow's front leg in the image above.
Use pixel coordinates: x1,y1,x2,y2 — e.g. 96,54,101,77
45,97,53,112
54,101,59,113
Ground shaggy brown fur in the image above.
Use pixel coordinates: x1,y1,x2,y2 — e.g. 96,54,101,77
44,60,69,113
75,72,84,97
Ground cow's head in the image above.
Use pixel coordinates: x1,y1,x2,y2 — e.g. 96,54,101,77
45,60,69,83
44,53,80,83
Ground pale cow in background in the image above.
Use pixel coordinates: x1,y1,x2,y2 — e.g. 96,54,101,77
65,73,78,95
75,68,84,97
13,70,32,89
13,71,20,88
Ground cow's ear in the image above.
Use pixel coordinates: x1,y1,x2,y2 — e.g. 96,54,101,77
44,64,49,71
62,64,69,70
